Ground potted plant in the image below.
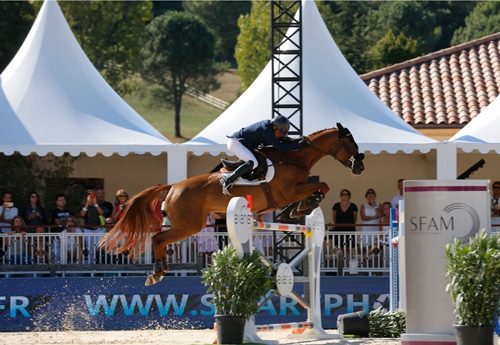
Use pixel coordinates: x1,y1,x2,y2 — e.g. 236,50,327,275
201,245,273,344
445,230,500,345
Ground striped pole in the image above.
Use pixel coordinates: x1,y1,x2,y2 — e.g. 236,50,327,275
252,221,312,237
255,321,314,332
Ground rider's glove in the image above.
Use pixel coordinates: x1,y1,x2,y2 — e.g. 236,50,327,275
298,138,309,149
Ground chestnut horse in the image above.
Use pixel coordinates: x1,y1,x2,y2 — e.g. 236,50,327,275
99,123,365,286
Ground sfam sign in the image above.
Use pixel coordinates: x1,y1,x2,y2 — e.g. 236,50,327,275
401,180,490,344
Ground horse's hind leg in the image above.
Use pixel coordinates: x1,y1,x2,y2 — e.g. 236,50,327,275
145,226,200,286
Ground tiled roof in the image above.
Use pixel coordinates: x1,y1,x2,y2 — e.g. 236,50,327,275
360,32,500,127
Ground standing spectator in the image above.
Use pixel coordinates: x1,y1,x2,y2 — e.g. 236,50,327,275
80,191,105,263
196,214,218,266
360,188,383,267
5,216,31,264
491,181,500,217
20,191,47,233
391,179,405,209
95,188,113,219
111,189,129,223
331,189,358,261
0,192,18,233
50,193,71,232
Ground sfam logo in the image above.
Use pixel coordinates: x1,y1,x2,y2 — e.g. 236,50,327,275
409,203,480,243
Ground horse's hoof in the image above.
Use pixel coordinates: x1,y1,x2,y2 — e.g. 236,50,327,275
145,274,164,286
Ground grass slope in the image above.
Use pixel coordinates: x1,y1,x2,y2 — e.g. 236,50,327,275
123,70,242,144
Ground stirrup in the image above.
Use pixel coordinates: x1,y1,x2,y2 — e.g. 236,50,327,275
222,181,234,196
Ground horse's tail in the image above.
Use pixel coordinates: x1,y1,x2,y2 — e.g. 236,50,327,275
99,184,171,259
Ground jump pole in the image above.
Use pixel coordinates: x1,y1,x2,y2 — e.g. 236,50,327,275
226,197,340,344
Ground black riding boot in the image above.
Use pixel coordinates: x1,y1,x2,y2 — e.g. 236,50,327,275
221,160,254,196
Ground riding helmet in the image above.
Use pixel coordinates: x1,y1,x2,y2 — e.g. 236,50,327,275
271,115,291,135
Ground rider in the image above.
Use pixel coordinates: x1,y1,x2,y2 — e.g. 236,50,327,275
221,115,308,195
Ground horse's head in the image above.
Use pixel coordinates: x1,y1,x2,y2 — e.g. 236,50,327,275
334,123,364,175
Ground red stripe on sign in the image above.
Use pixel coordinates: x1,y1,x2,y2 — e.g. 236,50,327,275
405,186,487,192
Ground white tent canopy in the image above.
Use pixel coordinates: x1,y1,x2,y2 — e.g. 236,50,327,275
448,94,500,154
0,0,171,157
183,0,437,156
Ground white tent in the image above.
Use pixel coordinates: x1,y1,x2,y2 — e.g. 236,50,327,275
183,0,437,157
0,0,171,157
449,95,500,153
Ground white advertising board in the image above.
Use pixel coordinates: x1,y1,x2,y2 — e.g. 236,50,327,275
401,180,490,345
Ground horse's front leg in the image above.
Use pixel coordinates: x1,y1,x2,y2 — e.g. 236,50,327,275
145,234,170,286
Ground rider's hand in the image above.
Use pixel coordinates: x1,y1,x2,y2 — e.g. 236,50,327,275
298,138,308,149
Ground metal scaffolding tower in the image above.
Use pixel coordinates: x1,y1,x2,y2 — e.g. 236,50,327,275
271,1,303,136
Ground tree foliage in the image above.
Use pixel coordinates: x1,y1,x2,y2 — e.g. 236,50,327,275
140,11,222,138
0,154,82,216
0,1,35,72
183,1,251,63
33,1,153,96
452,2,500,45
369,30,419,70
235,1,272,90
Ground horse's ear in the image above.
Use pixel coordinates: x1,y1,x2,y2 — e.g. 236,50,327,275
336,123,344,131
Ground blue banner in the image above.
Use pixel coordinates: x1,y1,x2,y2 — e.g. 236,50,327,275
0,276,389,331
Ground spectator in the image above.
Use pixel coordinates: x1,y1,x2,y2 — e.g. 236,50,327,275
20,191,47,233
214,213,228,250
331,189,358,261
60,216,83,264
491,181,500,217
80,191,106,263
111,189,129,223
5,216,31,264
196,214,218,266
391,179,405,209
0,192,18,234
50,193,71,232
95,188,113,219
360,188,383,268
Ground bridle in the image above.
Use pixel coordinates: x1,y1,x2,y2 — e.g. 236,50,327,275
306,124,364,171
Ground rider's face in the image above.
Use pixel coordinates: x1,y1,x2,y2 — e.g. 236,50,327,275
273,127,285,139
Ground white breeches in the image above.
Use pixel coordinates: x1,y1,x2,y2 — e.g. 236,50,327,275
227,138,258,169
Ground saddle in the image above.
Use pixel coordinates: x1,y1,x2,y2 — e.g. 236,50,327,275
220,150,268,181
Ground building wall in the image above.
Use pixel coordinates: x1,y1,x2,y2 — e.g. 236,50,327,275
72,153,168,200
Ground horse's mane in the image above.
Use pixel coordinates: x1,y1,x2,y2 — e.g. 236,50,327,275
307,127,336,137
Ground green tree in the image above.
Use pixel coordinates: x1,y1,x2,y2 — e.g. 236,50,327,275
0,1,35,72
369,30,419,70
452,2,500,45
325,1,379,74
235,0,369,87
31,1,153,96
183,1,251,63
363,1,441,68
235,1,272,90
0,154,82,216
140,11,222,138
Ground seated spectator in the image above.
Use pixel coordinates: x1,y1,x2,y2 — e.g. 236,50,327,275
95,188,113,219
50,193,71,233
0,192,18,233
60,216,83,264
5,216,31,265
20,191,47,233
111,189,129,223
